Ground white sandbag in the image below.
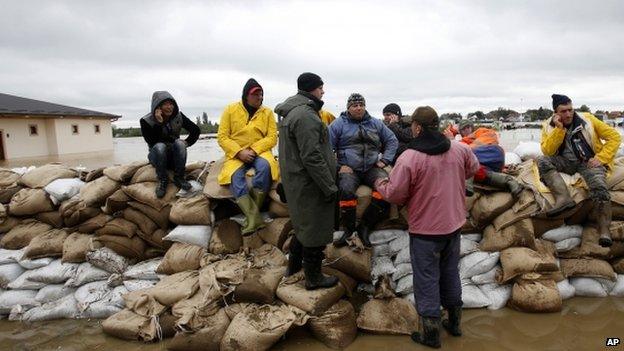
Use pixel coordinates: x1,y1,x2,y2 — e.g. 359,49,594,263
22,294,79,322
505,152,522,166
86,247,130,274
462,283,491,308
459,251,500,279
555,238,581,252
557,279,576,300
175,180,203,198
369,229,406,245
35,284,77,304
403,293,415,306
27,259,79,284
0,290,38,314
570,277,615,297
65,262,111,287
610,275,624,297
74,280,112,311
392,263,412,282
460,238,480,257
542,225,583,242
7,304,33,321
0,248,25,264
371,256,396,280
479,283,511,310
372,243,392,258
79,285,126,319
394,247,410,265
470,265,501,285
18,257,53,269
512,141,542,161
7,271,46,290
389,234,410,255
0,263,25,288
44,178,85,204
395,275,413,295
163,225,213,248
123,258,163,280
123,279,158,292
462,233,482,242
230,212,271,226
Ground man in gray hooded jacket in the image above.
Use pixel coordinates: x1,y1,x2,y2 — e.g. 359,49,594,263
140,91,200,198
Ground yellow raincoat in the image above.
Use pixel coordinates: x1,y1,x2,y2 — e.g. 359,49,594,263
217,102,279,185
319,109,336,126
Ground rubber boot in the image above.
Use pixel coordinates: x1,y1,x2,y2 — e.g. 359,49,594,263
595,200,613,248
236,194,265,235
541,170,576,217
173,174,192,191
334,206,356,247
302,247,339,290
484,171,524,198
442,306,462,336
356,198,390,248
411,316,441,349
250,188,267,211
285,235,303,277
155,179,168,199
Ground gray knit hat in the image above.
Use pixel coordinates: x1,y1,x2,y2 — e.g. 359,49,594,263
347,93,366,108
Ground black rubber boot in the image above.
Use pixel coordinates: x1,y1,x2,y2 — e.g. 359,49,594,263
411,316,441,349
334,206,356,247
173,174,192,191
155,179,168,198
595,200,613,248
285,235,303,277
302,247,339,290
442,306,462,336
356,198,390,248
484,171,524,198
541,170,576,217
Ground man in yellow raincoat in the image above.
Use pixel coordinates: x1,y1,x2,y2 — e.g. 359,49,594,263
217,78,279,234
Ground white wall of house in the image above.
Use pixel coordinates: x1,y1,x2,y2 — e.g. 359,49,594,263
53,118,113,155
0,117,51,158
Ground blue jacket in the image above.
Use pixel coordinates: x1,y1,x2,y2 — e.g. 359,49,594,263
329,111,399,172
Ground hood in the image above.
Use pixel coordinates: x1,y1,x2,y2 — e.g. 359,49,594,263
242,78,263,117
339,110,371,123
275,92,322,118
150,91,179,119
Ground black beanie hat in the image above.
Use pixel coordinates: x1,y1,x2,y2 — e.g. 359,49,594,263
552,94,572,110
382,103,402,116
297,72,324,92
347,93,366,108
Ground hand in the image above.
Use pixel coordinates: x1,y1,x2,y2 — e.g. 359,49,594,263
588,157,602,168
443,128,455,139
154,108,163,122
236,149,256,163
388,114,399,124
552,114,564,129
339,165,353,174
247,147,257,158
376,160,386,168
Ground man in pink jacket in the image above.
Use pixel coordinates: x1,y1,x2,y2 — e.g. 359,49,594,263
376,106,479,349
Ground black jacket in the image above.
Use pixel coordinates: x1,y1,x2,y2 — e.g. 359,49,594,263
140,91,200,148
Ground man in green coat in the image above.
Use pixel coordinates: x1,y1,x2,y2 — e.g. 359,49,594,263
274,72,339,290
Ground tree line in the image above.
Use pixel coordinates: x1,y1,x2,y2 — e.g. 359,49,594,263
113,112,220,137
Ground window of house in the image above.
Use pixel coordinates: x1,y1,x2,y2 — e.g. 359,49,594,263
29,124,38,136
72,124,79,135
94,124,101,134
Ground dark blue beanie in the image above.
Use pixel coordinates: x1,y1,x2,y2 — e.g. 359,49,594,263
552,94,572,110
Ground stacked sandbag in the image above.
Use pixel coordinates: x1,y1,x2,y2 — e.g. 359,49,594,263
0,168,23,204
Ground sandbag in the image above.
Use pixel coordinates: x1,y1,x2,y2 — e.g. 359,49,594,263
356,297,419,335
459,251,500,279
395,274,413,295
168,308,230,351
0,248,25,264
102,309,176,342
86,247,130,274
560,258,617,281
22,294,79,322
0,290,38,314
77,214,112,234
123,182,178,210
7,270,46,290
555,238,581,252
124,258,162,280
27,259,79,284
309,299,357,349
610,275,624,297
80,285,128,319
171,290,222,332
0,263,25,288
1,221,52,249
513,141,542,161
94,234,146,259
470,192,515,228
44,178,85,204
557,279,576,300
542,225,583,242
0,216,21,234
480,283,512,310
59,198,101,227
325,241,372,282
613,258,624,274
62,233,93,263
257,218,292,248
120,209,156,238
532,218,566,237
461,237,480,257
276,271,346,315
0,186,22,205
371,256,396,280
480,219,536,252
268,200,289,218
8,188,54,216
79,175,121,206
462,283,491,308
35,211,64,228
471,265,501,285
123,280,158,292
209,219,242,254
150,270,200,307
570,277,614,297
394,246,410,265
95,218,138,238
103,161,147,182
0,168,20,189
128,201,171,230
170,195,212,225
164,225,212,248
233,266,286,304
157,242,205,274
392,263,412,282
104,189,131,214
35,284,77,304
130,164,164,184
509,278,561,312
65,262,111,287
19,164,76,188
137,228,169,250
22,228,69,259
242,232,264,249
250,244,287,268
498,247,558,283
18,256,53,269
369,229,405,245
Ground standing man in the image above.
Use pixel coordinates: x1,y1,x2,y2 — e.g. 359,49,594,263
538,94,621,247
383,103,413,163
275,72,339,290
330,93,399,247
217,78,279,235
376,106,479,348
140,91,199,198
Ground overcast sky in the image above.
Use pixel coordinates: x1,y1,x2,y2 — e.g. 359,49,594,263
1,0,623,127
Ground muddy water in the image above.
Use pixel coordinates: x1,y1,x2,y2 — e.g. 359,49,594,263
1,297,623,350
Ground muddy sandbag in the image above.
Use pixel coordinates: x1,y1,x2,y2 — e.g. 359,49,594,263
86,247,130,274
257,218,292,248
0,186,22,205
123,182,178,210
64,262,110,287
480,219,536,252
509,278,562,313
156,242,205,274
151,270,200,306
613,258,624,274
170,195,212,225
94,234,146,259
470,192,515,228
0,168,21,189
22,228,69,259
0,216,21,234
123,207,157,236
168,308,231,351
62,232,93,263
532,218,566,237
34,211,64,228
356,297,419,335
131,164,174,184
59,198,101,227
79,175,121,207
137,228,169,250
209,219,242,254
322,267,358,297
309,299,357,349
268,199,289,218
77,213,112,234
103,161,147,182
1,220,52,249
124,258,162,280
233,266,286,304
220,304,302,351
22,294,79,322
102,309,176,342
242,232,264,249
19,164,76,188
171,290,222,332
250,244,287,268
8,188,54,216
276,271,345,315
104,189,131,214
560,258,617,281
498,247,558,283
95,218,138,238
325,240,372,282
128,201,171,230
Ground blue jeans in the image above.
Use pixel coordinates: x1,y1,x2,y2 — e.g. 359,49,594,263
148,140,187,181
230,157,271,198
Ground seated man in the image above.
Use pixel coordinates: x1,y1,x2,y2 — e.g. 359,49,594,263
383,103,413,164
330,93,399,247
538,94,621,247
140,91,200,198
217,78,279,235
445,120,523,197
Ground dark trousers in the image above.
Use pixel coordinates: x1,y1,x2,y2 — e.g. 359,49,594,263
338,167,388,200
537,155,609,202
148,140,187,181
410,230,462,318
230,156,272,198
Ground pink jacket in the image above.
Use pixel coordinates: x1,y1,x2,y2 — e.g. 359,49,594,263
375,141,479,235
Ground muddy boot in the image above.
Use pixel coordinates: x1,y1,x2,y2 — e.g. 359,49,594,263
356,198,389,248
411,316,441,349
236,194,266,235
442,306,462,336
173,174,192,191
155,179,168,199
285,235,303,277
484,171,524,198
302,247,338,290
595,200,613,248
334,206,356,247
541,170,576,217
250,188,267,211
465,177,475,197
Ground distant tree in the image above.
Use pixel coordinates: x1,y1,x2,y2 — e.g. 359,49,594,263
524,106,553,121
467,111,486,120
202,112,208,124
195,116,201,126
440,112,462,120
577,104,591,112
